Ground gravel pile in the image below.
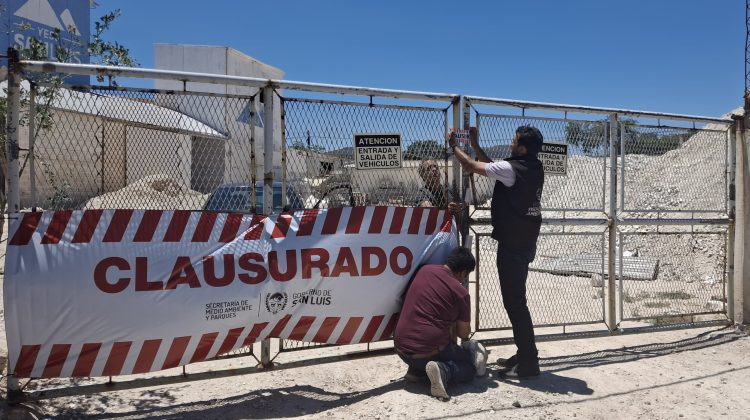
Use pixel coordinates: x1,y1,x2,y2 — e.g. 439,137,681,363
84,174,208,210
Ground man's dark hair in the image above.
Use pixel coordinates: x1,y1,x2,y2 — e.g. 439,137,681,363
445,247,476,273
516,125,543,157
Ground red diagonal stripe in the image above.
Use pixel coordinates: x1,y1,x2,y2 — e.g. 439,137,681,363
103,209,134,242
219,213,244,242
368,207,388,234
268,314,293,337
271,214,293,239
389,207,407,234
241,322,269,346
192,212,218,242
162,337,190,370
296,209,319,236
72,209,104,243
289,316,316,341
189,332,219,363
164,210,191,242
321,207,343,235
133,210,163,242
360,315,385,343
346,207,366,234
441,210,452,232
102,342,132,376
72,343,102,377
41,210,73,244
14,345,41,377
312,317,340,343
424,208,440,234
217,328,245,356
132,339,162,374
336,317,364,345
407,207,426,234
42,344,72,377
9,212,43,245
244,215,266,240
378,312,400,341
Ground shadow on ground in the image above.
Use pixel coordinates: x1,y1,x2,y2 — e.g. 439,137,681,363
1,326,744,419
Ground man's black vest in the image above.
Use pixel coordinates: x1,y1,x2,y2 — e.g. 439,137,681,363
490,157,544,251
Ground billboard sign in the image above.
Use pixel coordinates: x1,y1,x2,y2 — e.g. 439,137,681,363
1,0,89,84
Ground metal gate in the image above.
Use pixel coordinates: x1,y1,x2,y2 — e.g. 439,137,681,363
464,96,734,332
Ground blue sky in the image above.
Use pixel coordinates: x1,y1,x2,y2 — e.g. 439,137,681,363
96,0,742,118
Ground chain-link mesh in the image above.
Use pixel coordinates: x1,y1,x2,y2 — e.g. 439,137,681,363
620,230,727,320
476,232,606,330
283,98,451,209
23,86,258,211
475,114,608,212
621,125,728,214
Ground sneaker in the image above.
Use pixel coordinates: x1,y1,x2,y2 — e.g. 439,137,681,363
463,340,488,377
425,361,450,399
498,362,540,379
496,353,518,369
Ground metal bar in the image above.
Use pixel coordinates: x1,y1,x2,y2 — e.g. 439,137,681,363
5,48,21,398
29,85,37,210
283,96,449,112
34,82,258,99
466,95,732,125
607,113,618,331
620,122,625,213
261,85,275,368
455,97,464,244
250,95,258,212
727,124,737,323
617,218,731,226
476,112,611,125
280,96,287,209
476,319,607,333
20,60,459,102
471,218,608,226
622,312,728,322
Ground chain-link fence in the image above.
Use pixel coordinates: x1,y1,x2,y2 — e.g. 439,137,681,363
282,97,452,210
23,85,259,212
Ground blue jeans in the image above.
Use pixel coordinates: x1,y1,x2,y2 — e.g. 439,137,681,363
397,342,475,384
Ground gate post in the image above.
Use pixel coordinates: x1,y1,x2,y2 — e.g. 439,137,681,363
5,47,22,399
606,113,619,331
260,84,275,367
728,121,737,323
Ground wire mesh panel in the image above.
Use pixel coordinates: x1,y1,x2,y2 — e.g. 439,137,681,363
283,98,450,209
24,86,258,211
474,115,608,212
476,231,606,331
621,125,728,214
619,230,727,321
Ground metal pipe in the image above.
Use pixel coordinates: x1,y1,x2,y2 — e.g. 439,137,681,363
733,113,747,324
5,48,21,397
20,60,459,102
466,95,732,124
607,113,618,331
727,124,737,323
260,85,275,368
29,85,37,210
617,218,731,226
280,97,287,209
250,95,258,212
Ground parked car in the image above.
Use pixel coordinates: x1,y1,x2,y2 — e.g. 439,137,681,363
204,182,304,214
203,181,356,214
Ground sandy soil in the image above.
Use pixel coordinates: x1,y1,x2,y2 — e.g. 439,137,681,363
0,324,748,419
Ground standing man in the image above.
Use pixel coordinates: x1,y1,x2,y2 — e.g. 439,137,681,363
394,247,487,399
449,126,544,379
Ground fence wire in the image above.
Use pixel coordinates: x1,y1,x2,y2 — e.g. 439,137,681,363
619,230,727,321
475,114,608,212
621,125,728,214
476,232,606,331
283,98,451,209
24,86,257,211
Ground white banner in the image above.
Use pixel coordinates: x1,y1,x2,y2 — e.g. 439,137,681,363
4,207,456,378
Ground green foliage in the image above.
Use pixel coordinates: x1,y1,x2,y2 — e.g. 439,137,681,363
564,118,689,156
404,139,444,160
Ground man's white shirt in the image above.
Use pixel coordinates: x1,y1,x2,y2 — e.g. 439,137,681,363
484,161,516,187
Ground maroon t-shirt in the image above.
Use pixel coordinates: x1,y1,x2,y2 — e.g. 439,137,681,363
394,265,471,355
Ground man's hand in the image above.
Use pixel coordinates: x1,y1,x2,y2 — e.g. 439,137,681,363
447,130,458,149
447,201,462,216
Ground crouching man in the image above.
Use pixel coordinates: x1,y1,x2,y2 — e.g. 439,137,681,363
394,247,487,399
